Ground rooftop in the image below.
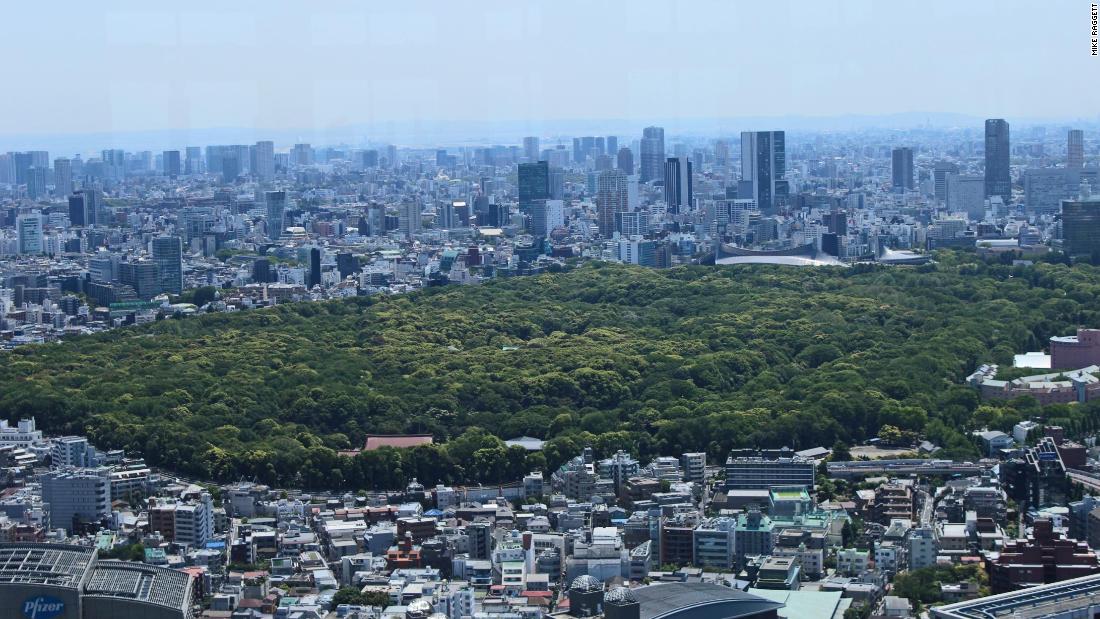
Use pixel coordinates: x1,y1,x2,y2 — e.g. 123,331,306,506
0,543,94,589
631,582,784,619
85,560,194,611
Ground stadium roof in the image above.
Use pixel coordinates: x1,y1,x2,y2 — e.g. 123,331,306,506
0,543,94,589
932,573,1100,619
632,582,784,619
84,561,193,611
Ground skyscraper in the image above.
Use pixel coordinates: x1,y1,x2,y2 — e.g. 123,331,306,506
68,193,87,226
336,253,357,280
933,162,960,202
1068,129,1084,169
596,169,629,237
523,137,540,162
640,126,665,183
617,147,634,175
163,150,181,178
26,166,48,199
254,140,275,181
664,156,693,213
400,201,421,238
53,158,72,196
1061,195,1100,258
606,137,618,158
891,147,914,192
16,212,44,254
985,119,1011,202
151,236,183,296
529,199,564,237
518,161,550,212
307,247,322,289
265,190,287,240
740,131,787,213
185,146,202,175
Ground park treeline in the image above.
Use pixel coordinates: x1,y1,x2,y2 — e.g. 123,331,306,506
4,251,1100,491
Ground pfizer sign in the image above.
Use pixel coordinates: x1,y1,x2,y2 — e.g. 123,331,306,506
22,596,65,619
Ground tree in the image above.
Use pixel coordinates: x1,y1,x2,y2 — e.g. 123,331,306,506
831,440,852,462
877,425,903,446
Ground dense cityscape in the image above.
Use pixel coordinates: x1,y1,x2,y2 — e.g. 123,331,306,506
3,2,1100,619
1,120,1098,346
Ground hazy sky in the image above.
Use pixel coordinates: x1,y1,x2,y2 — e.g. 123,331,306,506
1,0,1095,137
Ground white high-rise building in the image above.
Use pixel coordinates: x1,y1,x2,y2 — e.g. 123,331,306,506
16,212,44,254
254,140,275,182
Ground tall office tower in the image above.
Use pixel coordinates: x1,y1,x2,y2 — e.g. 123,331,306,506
361,149,379,169
221,151,240,180
1069,130,1085,169
26,166,48,199
740,131,787,213
386,144,398,168
985,119,1011,202
0,152,13,183
28,150,49,170
306,247,322,289
16,212,44,254
162,150,181,178
102,149,125,180
366,204,385,237
933,162,960,202
596,169,629,237
292,143,314,166
523,137,540,162
1061,194,1100,258
265,190,287,240
572,137,583,164
664,156,693,213
549,167,565,200
617,147,634,175
399,201,422,238
891,147,914,192
12,152,32,184
68,194,87,226
606,136,618,158
640,126,665,182
518,161,550,212
715,140,731,166
336,253,357,280
151,236,183,296
254,140,275,181
185,146,202,174
437,201,457,229
529,199,564,237
594,136,606,155
53,158,72,196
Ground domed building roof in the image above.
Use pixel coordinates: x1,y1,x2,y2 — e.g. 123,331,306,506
604,586,637,605
570,575,603,593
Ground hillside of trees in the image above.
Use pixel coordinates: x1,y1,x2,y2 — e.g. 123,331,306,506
3,252,1100,490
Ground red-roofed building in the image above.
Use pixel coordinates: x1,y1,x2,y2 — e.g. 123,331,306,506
364,434,434,451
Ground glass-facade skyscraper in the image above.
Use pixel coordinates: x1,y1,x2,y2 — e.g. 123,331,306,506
740,131,787,213
518,161,549,213
151,236,183,296
985,118,1011,202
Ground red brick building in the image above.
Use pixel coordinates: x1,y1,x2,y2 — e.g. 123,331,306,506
988,519,1100,593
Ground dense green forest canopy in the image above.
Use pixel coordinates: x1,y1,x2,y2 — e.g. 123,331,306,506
4,252,1100,491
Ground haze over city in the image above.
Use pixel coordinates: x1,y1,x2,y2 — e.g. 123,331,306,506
4,3,1100,619
0,0,1097,150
